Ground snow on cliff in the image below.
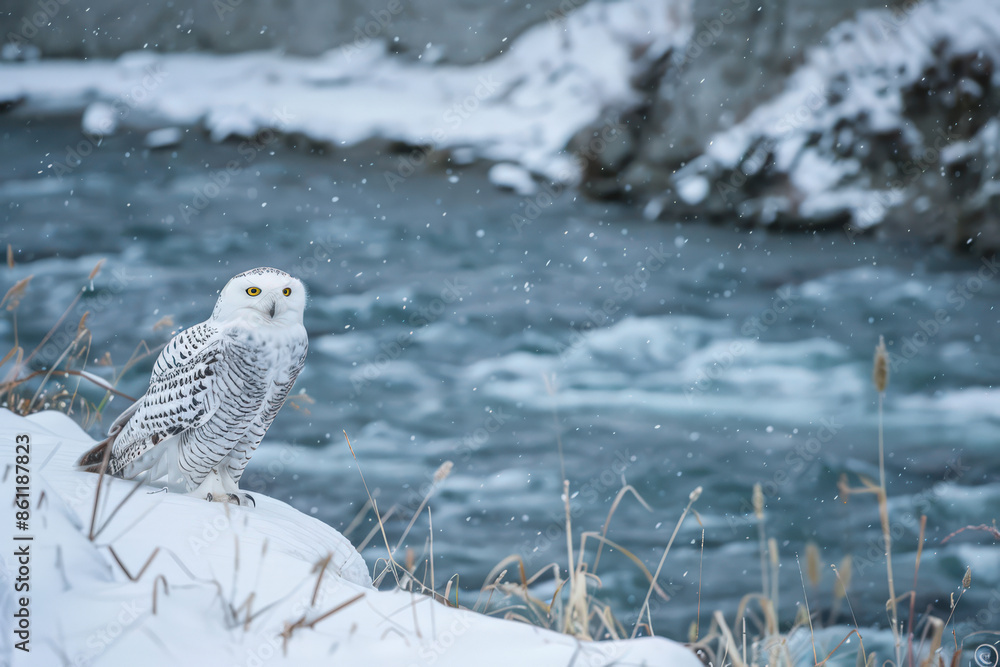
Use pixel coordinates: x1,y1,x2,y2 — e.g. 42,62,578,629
668,0,1000,231
0,0,688,187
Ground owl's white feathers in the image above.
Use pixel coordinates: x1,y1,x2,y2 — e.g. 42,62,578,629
79,267,308,506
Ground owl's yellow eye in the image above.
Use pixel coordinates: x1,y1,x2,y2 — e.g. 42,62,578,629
246,287,261,296
282,287,292,296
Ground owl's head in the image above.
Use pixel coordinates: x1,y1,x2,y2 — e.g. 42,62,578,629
213,267,306,325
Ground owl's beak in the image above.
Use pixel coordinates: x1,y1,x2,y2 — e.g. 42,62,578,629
268,301,276,318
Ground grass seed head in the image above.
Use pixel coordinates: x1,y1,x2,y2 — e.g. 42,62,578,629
833,556,852,600
434,461,453,484
153,315,175,331
962,566,972,589
805,541,821,589
88,259,105,281
405,547,415,573
794,603,809,626
753,483,765,520
872,335,889,393
2,275,32,311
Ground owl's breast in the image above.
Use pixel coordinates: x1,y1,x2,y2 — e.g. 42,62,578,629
225,324,307,386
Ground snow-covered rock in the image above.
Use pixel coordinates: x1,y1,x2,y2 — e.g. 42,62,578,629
488,163,538,196
143,127,184,149
0,409,701,666
640,0,1000,248
0,0,688,187
81,101,119,137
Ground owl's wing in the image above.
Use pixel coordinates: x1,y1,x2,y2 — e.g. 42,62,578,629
109,321,225,473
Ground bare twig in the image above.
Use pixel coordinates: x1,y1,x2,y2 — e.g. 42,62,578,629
908,515,928,667
91,475,146,541
281,593,366,654
631,486,701,639
796,556,819,667
107,545,160,581
152,575,170,614
311,554,332,606
940,524,1000,544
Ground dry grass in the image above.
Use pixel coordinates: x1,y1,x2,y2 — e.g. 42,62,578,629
688,336,992,667
342,422,700,642
479,478,697,641
341,371,710,644
1,251,157,424
0,253,169,546
0,253,186,583
340,338,997,667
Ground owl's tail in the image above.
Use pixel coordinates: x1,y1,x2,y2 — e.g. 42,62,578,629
77,437,115,474
77,399,142,475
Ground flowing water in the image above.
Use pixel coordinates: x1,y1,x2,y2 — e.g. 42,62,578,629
2,116,999,641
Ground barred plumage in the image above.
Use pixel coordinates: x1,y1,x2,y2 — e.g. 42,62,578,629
78,267,308,506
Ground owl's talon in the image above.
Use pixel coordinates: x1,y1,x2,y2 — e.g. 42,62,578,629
227,492,255,507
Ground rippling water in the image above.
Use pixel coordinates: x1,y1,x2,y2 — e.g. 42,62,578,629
2,116,998,643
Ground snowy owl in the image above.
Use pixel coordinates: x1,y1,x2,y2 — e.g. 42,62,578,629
78,267,308,506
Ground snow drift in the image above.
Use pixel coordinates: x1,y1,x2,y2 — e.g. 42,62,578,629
0,409,700,666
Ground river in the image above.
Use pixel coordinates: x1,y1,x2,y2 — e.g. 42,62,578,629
2,115,998,642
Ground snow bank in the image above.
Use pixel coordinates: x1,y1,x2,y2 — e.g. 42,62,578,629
0,409,700,666
0,0,687,185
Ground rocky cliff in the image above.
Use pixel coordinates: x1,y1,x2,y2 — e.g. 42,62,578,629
4,0,998,253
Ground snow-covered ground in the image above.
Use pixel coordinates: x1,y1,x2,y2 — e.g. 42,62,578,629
0,409,701,666
0,0,688,188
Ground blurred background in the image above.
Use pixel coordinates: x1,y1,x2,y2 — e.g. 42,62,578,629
2,0,999,654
